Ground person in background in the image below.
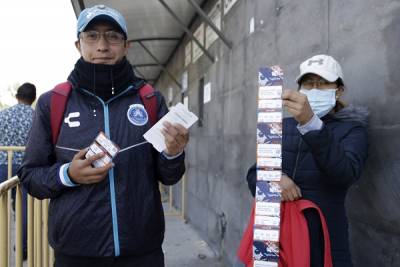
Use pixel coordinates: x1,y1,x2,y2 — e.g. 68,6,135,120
247,54,369,266
0,82,36,259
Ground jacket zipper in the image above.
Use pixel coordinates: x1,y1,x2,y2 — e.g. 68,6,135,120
291,138,303,181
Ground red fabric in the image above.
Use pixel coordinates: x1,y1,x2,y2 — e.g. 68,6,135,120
237,202,255,267
50,82,158,144
237,200,332,267
138,83,158,126
51,82,72,145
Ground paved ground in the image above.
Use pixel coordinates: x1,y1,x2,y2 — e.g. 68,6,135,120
8,206,224,267
163,215,224,267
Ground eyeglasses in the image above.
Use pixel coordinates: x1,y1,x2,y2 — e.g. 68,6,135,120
300,78,338,89
80,30,125,44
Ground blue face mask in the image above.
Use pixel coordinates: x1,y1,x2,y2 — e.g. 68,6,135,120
299,88,337,118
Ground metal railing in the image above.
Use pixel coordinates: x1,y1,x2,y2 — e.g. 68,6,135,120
0,146,54,267
160,175,186,219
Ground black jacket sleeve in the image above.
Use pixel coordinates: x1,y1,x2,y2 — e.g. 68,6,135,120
246,163,257,197
153,92,186,185
17,92,70,199
301,123,368,188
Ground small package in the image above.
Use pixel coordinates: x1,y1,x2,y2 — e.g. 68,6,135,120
85,132,120,168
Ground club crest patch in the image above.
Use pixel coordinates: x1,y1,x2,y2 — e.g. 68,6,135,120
127,104,148,126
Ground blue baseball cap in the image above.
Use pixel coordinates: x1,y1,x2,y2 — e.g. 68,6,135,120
77,5,128,39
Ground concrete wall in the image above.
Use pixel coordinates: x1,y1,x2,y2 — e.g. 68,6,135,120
155,0,400,266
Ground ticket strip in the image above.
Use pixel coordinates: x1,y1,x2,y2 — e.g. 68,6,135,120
253,66,283,267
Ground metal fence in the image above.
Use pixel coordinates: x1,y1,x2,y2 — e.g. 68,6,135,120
0,146,54,267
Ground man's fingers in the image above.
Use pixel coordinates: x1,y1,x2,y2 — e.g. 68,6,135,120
282,89,300,100
162,123,189,150
281,89,292,100
83,162,113,176
285,106,300,117
162,129,185,149
163,123,188,137
164,126,179,137
176,135,188,146
73,148,89,160
283,99,302,111
287,190,295,201
86,152,106,164
173,124,189,135
283,89,308,104
162,129,176,144
281,191,288,202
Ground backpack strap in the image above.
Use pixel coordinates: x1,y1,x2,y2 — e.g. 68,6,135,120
50,82,157,145
138,83,158,126
50,82,72,145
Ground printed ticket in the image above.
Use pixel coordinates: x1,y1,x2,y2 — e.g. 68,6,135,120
257,170,281,182
257,157,282,168
255,202,281,216
256,182,281,203
255,215,280,227
257,112,282,123
254,229,280,242
85,132,120,168
258,86,282,100
253,260,278,267
95,132,119,157
258,99,283,110
253,240,280,266
257,144,281,158
143,103,198,152
257,123,282,144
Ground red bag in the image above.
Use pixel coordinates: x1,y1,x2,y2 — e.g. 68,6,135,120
237,200,332,267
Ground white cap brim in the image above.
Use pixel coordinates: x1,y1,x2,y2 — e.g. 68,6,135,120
296,68,339,84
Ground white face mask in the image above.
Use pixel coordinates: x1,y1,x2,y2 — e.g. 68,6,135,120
299,88,337,118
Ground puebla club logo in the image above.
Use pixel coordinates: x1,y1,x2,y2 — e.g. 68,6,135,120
127,104,148,126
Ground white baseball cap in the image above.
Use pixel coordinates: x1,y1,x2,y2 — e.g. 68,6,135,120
296,54,344,84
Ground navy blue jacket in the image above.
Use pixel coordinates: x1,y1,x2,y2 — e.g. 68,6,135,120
247,106,369,266
18,81,185,257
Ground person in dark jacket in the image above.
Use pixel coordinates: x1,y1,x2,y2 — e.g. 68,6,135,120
18,5,188,267
247,54,368,267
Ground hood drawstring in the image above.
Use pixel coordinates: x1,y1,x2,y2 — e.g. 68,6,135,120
111,68,115,95
92,64,97,117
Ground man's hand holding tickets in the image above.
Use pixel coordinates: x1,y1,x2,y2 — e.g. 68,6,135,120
143,103,197,153
161,121,189,156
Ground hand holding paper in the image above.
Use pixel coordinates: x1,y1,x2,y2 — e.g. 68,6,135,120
143,103,198,154
161,121,189,156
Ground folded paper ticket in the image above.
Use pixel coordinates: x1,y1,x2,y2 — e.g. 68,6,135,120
85,132,120,168
143,103,198,152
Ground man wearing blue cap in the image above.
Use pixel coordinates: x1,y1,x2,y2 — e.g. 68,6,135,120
19,5,188,266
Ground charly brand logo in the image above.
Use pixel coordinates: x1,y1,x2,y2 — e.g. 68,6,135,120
127,104,148,126
64,112,81,128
